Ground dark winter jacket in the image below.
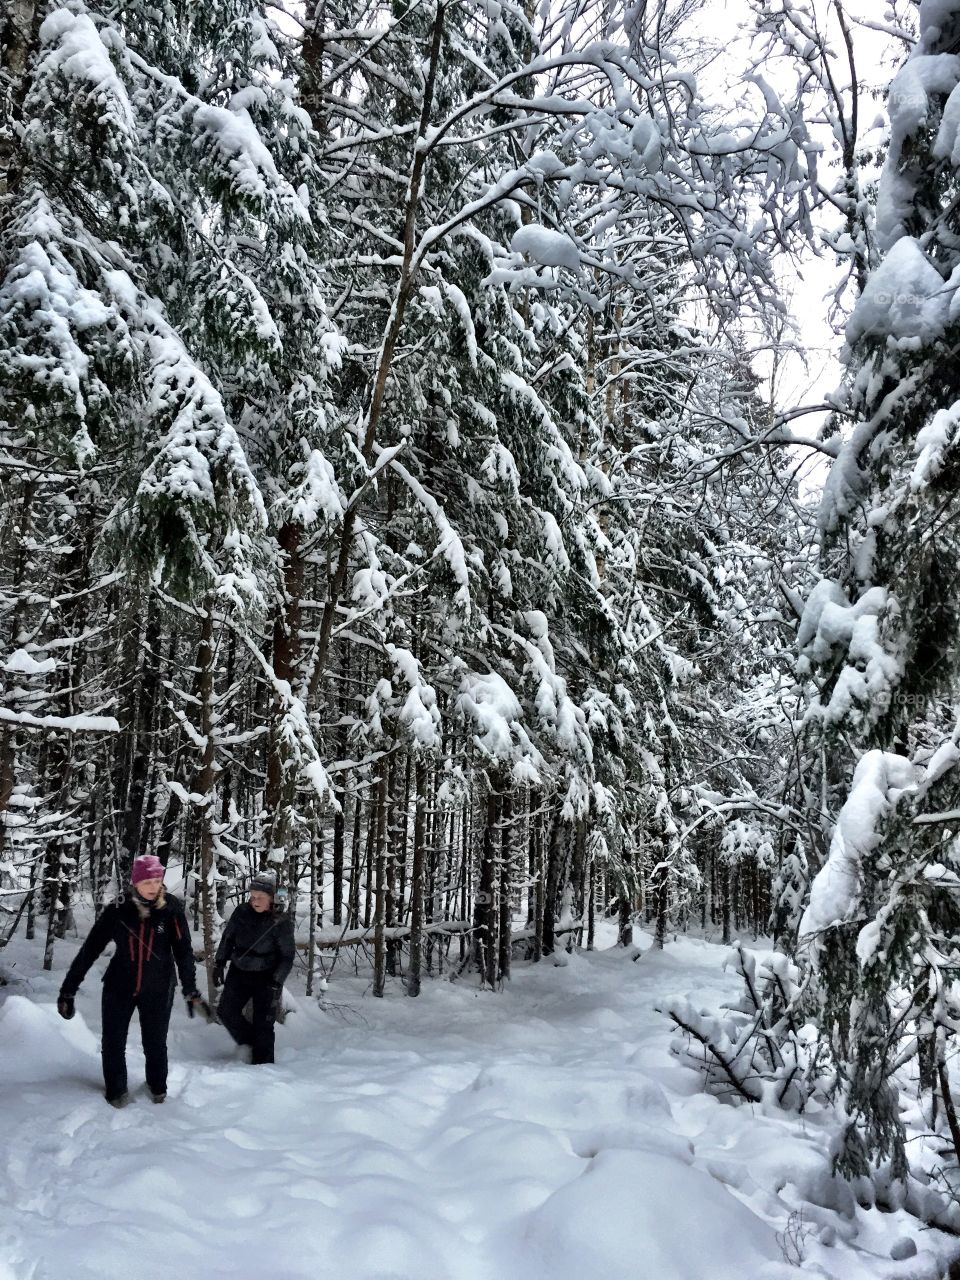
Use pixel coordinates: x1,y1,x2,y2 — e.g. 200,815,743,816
215,903,295,986
61,889,197,1000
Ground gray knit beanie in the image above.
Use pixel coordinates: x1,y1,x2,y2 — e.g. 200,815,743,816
250,871,277,898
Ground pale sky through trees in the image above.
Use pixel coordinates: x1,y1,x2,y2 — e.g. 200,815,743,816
690,1,907,495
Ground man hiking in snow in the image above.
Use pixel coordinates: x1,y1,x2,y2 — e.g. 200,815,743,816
214,871,295,1065
56,854,210,1106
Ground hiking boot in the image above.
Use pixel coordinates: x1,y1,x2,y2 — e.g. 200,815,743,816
149,1091,166,1104
105,1092,130,1109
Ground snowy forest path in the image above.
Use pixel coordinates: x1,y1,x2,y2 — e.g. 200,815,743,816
0,935,955,1280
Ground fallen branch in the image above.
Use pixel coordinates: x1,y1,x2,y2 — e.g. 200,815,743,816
663,1005,764,1103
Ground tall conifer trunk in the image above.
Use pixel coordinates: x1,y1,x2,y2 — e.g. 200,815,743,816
194,600,219,999
407,757,429,997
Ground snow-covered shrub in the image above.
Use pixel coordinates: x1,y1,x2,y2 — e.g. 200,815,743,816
661,943,815,1111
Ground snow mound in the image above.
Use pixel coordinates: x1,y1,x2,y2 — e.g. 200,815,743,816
510,1147,788,1279
2,929,958,1280
0,995,98,1083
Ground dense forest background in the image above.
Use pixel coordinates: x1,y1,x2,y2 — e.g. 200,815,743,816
5,0,960,1189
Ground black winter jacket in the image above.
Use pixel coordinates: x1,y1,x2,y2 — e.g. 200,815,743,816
61,890,197,1000
215,903,295,986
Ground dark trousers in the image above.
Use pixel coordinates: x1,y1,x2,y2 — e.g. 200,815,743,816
218,967,276,1064
101,983,174,1100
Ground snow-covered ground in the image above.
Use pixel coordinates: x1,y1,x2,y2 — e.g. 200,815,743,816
2,924,958,1280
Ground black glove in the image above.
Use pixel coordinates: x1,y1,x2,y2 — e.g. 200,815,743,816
213,965,225,988
57,993,75,1020
270,985,285,1022
185,991,212,1020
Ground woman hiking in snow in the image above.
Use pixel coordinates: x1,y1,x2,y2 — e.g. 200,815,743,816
214,871,295,1065
56,854,210,1107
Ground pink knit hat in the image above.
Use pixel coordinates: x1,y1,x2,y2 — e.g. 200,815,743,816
131,855,165,885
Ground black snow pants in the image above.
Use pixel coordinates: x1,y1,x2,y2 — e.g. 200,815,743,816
102,983,175,1100
218,967,276,1064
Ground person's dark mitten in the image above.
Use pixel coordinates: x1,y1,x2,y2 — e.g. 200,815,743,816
57,993,75,1020
185,991,212,1020
213,965,225,988
271,985,285,1023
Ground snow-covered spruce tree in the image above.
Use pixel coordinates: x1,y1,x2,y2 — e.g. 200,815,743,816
299,0,822,980
568,0,830,950
795,1,960,1184
197,8,346,888
0,0,826,984
589,326,799,948
552,141,806,948
680,344,812,946
0,0,340,961
294,0,614,984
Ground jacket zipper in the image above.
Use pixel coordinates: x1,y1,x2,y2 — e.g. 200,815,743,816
134,922,145,995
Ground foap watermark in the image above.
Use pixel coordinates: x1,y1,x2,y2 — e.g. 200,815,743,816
872,689,940,713
869,289,929,308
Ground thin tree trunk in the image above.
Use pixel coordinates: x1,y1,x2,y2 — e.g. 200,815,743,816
0,480,35,859
587,855,596,951
194,601,219,1000
348,783,362,927
42,500,94,963
306,826,319,996
332,794,345,926
331,644,349,924
473,783,498,985
372,765,389,997
425,765,438,975
570,817,587,951
265,521,304,860
25,851,37,940
362,794,375,929
301,3,449,704
542,812,565,957
653,849,669,951
407,756,429,997
618,848,633,947
385,750,404,977
118,599,162,858
532,806,544,961
497,789,513,981
459,798,469,965
0,0,41,211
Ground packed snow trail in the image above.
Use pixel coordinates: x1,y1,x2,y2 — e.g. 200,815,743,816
0,931,956,1280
